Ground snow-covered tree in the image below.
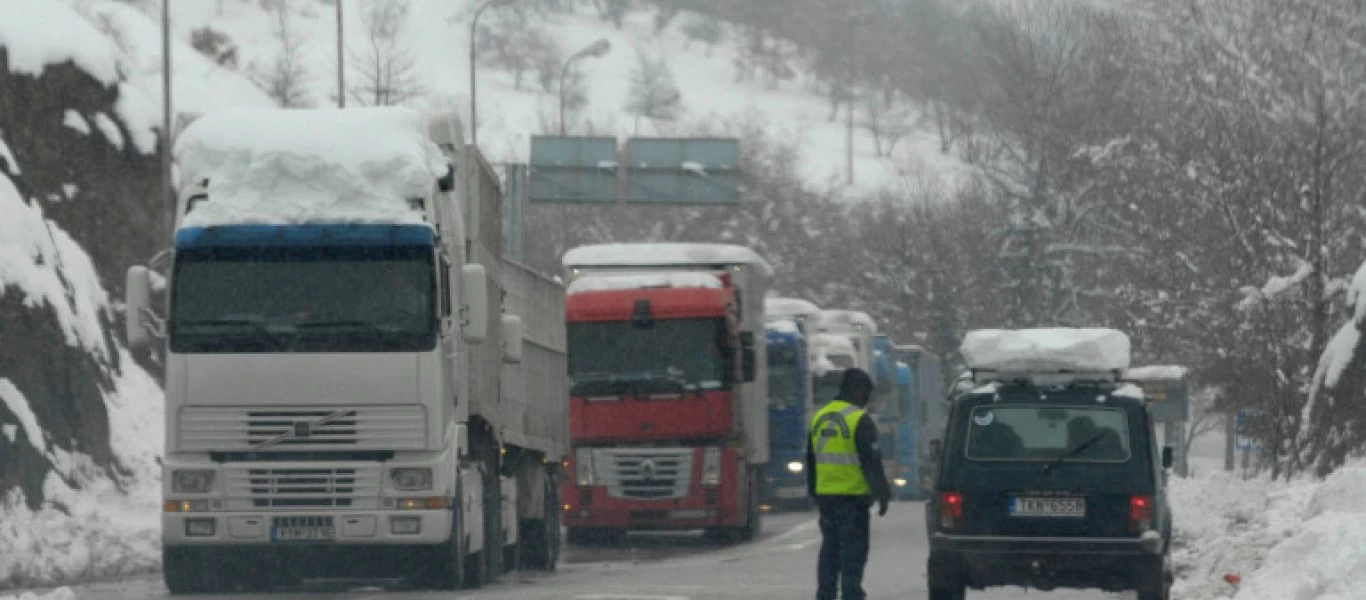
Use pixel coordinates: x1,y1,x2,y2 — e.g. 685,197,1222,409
624,50,681,132
348,0,423,106
250,0,313,108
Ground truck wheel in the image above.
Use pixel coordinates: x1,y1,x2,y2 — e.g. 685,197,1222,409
463,549,487,589
163,547,205,595
419,507,465,590
740,470,763,541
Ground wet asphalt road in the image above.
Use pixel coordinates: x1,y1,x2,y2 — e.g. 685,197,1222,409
32,502,1122,600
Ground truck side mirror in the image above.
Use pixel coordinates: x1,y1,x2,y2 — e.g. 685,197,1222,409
929,439,943,462
501,314,524,363
460,264,488,343
125,265,152,348
742,347,757,382
1162,446,1175,469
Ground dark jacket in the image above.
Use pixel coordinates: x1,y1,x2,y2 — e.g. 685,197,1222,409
805,408,893,504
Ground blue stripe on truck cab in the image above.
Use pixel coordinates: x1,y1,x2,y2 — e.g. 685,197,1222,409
174,223,436,250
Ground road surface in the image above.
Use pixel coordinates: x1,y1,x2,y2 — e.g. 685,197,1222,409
39,501,1114,599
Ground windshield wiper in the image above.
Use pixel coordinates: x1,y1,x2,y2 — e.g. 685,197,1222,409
176,319,282,349
1042,431,1106,473
293,319,388,336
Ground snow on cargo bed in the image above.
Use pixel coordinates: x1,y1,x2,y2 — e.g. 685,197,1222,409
174,107,446,227
766,319,801,335
566,272,722,295
961,328,1131,373
817,309,878,334
563,243,772,275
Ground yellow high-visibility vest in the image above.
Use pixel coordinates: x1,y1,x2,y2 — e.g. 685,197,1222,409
810,400,870,496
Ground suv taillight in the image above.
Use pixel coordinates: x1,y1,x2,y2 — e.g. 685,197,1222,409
1129,495,1154,533
939,491,963,529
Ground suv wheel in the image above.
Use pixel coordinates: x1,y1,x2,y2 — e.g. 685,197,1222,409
928,586,965,600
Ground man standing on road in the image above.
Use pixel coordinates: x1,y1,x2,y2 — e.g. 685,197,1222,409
806,368,892,600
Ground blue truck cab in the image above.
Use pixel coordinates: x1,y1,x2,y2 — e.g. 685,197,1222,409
893,360,921,499
871,335,919,499
763,323,811,508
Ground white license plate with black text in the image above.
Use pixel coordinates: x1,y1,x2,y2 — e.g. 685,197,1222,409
272,526,336,542
1009,496,1085,517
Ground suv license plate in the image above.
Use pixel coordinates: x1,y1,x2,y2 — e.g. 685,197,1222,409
1010,496,1085,517
272,526,336,542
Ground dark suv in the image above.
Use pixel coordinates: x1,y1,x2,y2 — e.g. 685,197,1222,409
925,378,1174,600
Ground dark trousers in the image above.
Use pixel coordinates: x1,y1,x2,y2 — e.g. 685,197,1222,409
816,496,871,600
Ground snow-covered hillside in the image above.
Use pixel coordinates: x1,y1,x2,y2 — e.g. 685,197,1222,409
166,0,967,197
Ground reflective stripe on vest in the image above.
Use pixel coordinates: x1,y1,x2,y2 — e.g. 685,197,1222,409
810,400,870,496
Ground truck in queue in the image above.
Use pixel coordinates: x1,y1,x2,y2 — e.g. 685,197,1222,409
123,107,566,593
895,344,947,496
559,244,771,541
870,333,918,499
762,317,811,508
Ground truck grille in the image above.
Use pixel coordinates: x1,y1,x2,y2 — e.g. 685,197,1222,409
598,448,694,500
225,465,381,509
179,406,426,451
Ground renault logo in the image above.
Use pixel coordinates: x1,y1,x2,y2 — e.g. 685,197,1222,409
640,459,657,482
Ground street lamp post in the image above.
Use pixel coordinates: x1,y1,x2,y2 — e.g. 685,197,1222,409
161,0,174,234
336,0,345,107
470,0,521,147
559,38,612,136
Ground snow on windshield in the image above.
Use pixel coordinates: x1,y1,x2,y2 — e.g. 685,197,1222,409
961,328,1131,373
175,107,446,227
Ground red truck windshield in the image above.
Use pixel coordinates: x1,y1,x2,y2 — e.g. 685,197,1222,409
568,318,732,394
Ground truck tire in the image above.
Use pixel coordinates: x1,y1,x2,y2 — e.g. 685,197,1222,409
418,503,465,590
523,473,561,571
463,549,486,589
739,469,763,541
162,547,205,595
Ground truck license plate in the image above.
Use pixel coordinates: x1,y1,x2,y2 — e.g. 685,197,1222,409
1009,496,1085,517
272,526,336,542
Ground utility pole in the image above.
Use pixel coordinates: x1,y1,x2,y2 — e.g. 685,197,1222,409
1224,412,1235,472
845,98,854,185
336,0,345,107
161,0,174,233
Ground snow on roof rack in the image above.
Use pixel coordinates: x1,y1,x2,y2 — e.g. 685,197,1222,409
970,368,1123,387
960,327,1131,373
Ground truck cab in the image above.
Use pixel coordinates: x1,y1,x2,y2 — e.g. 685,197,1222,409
762,321,811,508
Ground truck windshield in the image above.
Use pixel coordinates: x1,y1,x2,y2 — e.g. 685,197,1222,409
568,318,731,394
767,346,800,408
812,371,843,406
169,245,436,353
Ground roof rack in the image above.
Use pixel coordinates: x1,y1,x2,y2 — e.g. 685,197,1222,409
970,368,1123,387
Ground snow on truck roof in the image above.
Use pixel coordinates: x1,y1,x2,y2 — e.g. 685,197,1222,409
817,309,878,334
562,243,773,276
960,328,1131,375
173,107,447,227
566,272,722,295
1125,365,1189,381
765,297,822,319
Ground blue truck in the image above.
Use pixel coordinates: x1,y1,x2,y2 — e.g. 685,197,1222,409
763,322,812,508
893,344,946,497
871,335,922,499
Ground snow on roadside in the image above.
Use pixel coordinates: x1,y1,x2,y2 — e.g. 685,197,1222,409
1170,461,1366,600
0,587,77,600
0,349,162,588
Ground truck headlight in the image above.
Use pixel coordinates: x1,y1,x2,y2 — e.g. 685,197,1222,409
575,447,595,487
702,446,722,487
390,468,433,491
786,461,804,474
171,469,215,494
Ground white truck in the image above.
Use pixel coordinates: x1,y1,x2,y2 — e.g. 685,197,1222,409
124,107,566,593
810,309,877,404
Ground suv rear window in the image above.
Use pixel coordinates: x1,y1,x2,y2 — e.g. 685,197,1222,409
965,405,1130,462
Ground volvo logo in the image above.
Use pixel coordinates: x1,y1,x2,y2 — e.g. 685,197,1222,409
640,459,657,482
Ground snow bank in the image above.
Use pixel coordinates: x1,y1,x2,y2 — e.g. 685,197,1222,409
0,587,76,600
1349,261,1366,327
0,175,110,359
0,380,42,453
0,350,163,587
0,132,19,175
61,111,90,136
817,309,878,334
567,272,722,295
175,107,446,226
0,0,121,85
564,243,773,276
1128,365,1189,380
960,328,1131,373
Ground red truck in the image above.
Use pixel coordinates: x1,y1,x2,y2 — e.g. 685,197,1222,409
559,244,771,542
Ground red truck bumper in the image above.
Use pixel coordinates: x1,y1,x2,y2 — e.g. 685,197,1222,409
562,446,745,531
